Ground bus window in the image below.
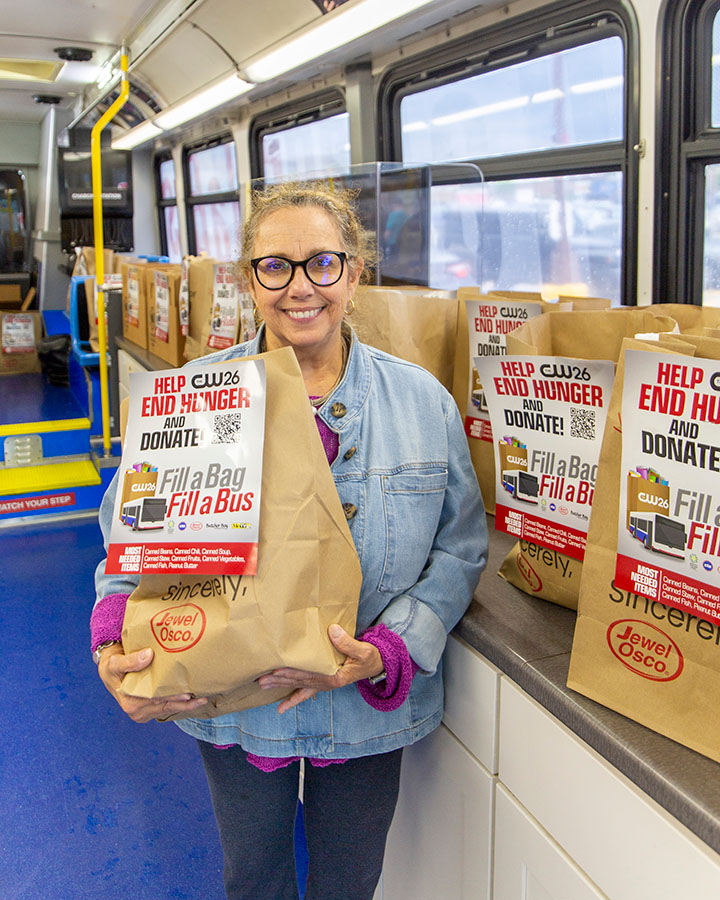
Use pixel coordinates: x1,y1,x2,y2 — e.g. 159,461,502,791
401,38,624,162
431,172,622,297
0,169,30,273
184,137,240,258
383,12,634,301
250,90,350,182
262,113,351,181
193,202,241,260
156,155,181,262
659,0,720,305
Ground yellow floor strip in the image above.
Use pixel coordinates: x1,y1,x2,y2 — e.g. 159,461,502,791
0,418,91,437
0,459,101,496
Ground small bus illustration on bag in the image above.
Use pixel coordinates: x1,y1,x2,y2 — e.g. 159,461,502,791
502,469,540,503
120,495,168,531
628,511,687,559
499,437,539,503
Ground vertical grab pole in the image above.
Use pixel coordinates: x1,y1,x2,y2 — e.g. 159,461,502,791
91,49,130,457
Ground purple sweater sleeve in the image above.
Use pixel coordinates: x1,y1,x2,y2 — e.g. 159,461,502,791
90,593,129,653
356,623,419,711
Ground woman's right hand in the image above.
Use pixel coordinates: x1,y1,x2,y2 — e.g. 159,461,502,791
97,644,209,723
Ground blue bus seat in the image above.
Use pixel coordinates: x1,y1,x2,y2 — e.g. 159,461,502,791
69,275,100,367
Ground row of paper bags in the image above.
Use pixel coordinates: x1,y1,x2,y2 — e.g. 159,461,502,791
360,287,720,765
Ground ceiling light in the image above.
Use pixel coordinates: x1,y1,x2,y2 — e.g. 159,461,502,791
531,88,564,104
570,76,623,95
432,96,529,127
244,0,438,82
96,62,116,90
154,72,252,131
0,58,63,83
112,120,163,150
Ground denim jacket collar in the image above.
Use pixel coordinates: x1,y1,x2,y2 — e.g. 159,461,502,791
248,324,371,434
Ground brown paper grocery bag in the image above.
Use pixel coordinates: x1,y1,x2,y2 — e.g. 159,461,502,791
505,308,677,357
645,302,720,335
119,346,361,718
147,267,185,366
451,290,569,514
182,256,216,361
80,247,115,351
557,295,613,310
497,309,677,609
183,260,255,362
352,285,459,391
567,337,720,764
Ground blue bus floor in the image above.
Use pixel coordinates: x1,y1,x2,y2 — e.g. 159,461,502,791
0,518,308,900
0,373,85,426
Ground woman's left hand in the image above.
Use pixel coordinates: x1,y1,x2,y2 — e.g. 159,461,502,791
257,624,384,714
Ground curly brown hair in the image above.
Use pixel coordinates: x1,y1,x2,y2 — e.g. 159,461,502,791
238,181,377,284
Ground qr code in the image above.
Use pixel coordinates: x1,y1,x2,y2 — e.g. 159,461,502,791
211,413,243,444
569,407,596,440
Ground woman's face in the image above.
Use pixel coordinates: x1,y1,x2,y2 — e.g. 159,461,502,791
249,205,362,355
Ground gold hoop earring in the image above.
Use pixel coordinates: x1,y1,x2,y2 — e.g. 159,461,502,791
253,305,263,327
344,297,355,316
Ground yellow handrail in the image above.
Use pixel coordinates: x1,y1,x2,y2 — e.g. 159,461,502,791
91,50,129,457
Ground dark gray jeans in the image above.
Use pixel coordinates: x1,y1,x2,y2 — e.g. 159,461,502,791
198,741,403,900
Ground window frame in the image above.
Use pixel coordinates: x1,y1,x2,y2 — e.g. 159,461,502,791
154,151,177,259
182,132,239,256
249,88,347,180
377,0,640,303
657,0,720,305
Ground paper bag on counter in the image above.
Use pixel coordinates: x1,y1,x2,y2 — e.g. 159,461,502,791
352,285,458,391
119,346,361,718
497,308,677,609
183,260,256,361
451,289,568,513
567,337,720,764
643,303,720,335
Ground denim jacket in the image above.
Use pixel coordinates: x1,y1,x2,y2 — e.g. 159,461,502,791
95,329,488,758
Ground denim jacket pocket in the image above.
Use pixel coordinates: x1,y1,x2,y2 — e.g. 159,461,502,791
378,470,448,593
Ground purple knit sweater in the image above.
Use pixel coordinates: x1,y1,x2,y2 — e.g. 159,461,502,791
92,405,417,770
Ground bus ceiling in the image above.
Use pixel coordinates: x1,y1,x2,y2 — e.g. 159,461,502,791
0,0,495,132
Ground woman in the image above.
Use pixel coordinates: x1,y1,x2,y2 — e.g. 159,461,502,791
92,182,488,900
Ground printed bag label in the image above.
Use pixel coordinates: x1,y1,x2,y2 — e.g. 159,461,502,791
154,271,170,341
208,264,239,350
127,270,140,326
179,258,190,336
615,350,720,626
2,314,35,354
464,300,543,442
106,358,266,575
475,355,614,560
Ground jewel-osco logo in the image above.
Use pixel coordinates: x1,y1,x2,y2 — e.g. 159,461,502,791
151,603,206,652
606,619,683,681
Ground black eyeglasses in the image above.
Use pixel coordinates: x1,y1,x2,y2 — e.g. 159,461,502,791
250,251,347,290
